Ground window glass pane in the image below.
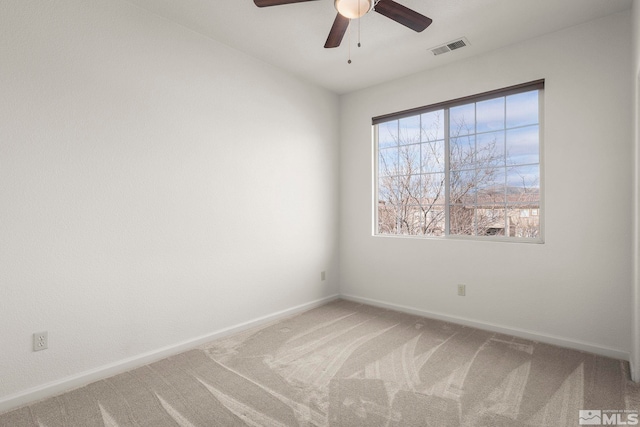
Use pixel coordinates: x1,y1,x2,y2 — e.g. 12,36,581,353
507,165,540,197
476,97,505,133
423,206,446,236
397,205,423,235
399,116,421,145
398,144,420,175
476,208,506,237
507,203,540,238
421,173,445,205
450,135,476,171
450,103,475,136
507,125,539,166
450,169,477,205
421,141,445,173
377,201,398,234
404,175,422,202
477,168,506,204
396,175,410,201
378,120,398,149
379,147,398,176
449,205,476,236
476,131,505,169
378,175,398,205
421,110,445,142
506,91,538,128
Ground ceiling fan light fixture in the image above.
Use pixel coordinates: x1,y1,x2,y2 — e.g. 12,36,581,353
334,0,372,19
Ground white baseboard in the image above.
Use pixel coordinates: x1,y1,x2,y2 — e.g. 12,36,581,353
340,293,630,362
1,291,632,415
0,294,340,415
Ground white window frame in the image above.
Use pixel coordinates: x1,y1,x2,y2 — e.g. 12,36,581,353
372,80,544,243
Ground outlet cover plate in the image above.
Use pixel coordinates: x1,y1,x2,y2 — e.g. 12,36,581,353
33,331,48,351
457,284,466,296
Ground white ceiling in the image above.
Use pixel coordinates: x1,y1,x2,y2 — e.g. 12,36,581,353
125,0,632,94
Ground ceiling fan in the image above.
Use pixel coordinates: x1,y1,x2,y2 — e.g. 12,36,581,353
253,0,433,49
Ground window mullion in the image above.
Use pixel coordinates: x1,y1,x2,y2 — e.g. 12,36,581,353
473,102,478,237
395,120,401,234
444,108,451,236
503,96,508,236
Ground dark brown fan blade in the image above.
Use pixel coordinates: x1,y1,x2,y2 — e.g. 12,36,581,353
254,0,319,7
324,13,350,48
374,0,432,32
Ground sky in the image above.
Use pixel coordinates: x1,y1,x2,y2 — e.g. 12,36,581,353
377,90,540,191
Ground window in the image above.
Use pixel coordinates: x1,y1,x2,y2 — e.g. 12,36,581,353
374,80,543,242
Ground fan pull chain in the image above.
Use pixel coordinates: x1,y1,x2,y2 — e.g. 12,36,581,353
348,19,352,64
358,0,362,48
358,11,361,48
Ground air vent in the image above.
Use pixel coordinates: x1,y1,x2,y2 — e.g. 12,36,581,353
431,46,450,56
429,37,470,56
447,40,467,50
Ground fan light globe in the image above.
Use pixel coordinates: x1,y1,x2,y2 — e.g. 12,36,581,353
334,0,372,19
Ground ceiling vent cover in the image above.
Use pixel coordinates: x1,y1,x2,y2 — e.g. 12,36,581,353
429,37,470,56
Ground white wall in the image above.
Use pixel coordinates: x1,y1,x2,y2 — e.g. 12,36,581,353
0,0,339,407
632,0,640,382
340,12,633,359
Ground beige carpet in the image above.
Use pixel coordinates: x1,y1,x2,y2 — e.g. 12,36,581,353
1,299,638,426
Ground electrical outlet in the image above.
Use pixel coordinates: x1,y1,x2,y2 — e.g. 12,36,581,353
33,331,48,351
457,284,466,296
321,271,326,281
